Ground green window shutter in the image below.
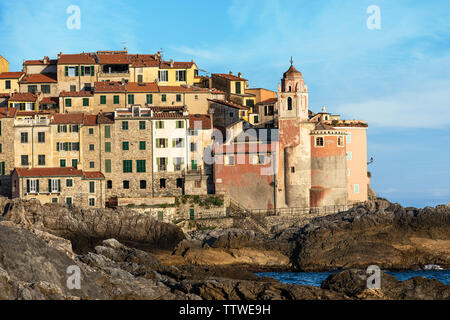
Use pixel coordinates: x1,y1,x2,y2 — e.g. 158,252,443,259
56,142,59,151
105,142,111,152
60,159,66,167
72,159,77,167
146,94,153,104
36,180,39,193
122,141,129,150
113,95,119,104
123,160,132,173
0,121,2,136
83,98,89,106
65,66,69,76
100,96,106,104
105,159,111,173
165,139,168,148
172,139,176,148
48,179,51,192
122,121,128,130
89,181,95,193
139,141,146,150
26,179,30,193
90,66,94,76
75,66,79,76
128,94,134,105
139,121,146,130
137,160,146,173
81,66,85,76
104,125,111,138
58,179,61,192
1,162,5,175
156,158,160,167
162,94,166,102
66,99,72,107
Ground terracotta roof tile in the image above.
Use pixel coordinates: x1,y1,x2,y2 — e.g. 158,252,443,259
23,57,57,66
126,82,159,92
83,171,105,179
94,81,126,92
58,53,96,65
10,92,38,102
0,72,24,79
208,99,249,110
51,113,85,124
59,91,93,97
40,97,59,105
212,73,247,81
15,167,83,177
20,73,57,83
97,54,129,65
189,114,211,130
0,107,17,118
258,97,278,104
152,112,188,119
159,61,195,69
83,114,98,126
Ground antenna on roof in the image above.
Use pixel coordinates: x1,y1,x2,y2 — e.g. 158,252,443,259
290,56,294,65
122,41,127,51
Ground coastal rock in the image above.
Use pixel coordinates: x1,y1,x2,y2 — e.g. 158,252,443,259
292,200,450,271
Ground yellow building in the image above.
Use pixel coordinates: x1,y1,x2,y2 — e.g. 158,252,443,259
8,92,40,111
0,72,24,94
0,55,9,74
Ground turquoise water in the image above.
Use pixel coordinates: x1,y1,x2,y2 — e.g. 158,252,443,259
256,270,450,287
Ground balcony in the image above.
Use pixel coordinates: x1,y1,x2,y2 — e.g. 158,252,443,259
14,118,50,127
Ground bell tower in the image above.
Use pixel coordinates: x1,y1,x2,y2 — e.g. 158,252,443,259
277,57,309,121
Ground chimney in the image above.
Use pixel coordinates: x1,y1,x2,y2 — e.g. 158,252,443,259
170,59,174,68
238,72,242,78
43,56,49,64
229,71,232,75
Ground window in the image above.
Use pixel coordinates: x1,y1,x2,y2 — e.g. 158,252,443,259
176,70,186,82
89,161,95,168
123,160,132,173
139,141,146,150
194,95,198,100
287,97,292,110
38,155,45,166
89,181,95,193
107,180,112,189
84,83,91,91
136,160,146,173
89,144,95,151
70,85,76,92
246,99,255,107
140,180,147,189
347,152,352,160
5,80,11,90
123,180,130,189
346,133,351,144
354,184,360,194
0,162,5,176
122,141,129,150
156,121,164,129
139,121,146,130
122,121,128,130
176,178,183,188
157,158,167,171
69,124,79,132
235,82,241,94
60,159,66,167
173,157,183,171
176,120,184,128
176,94,182,102
105,142,111,152
347,168,350,177
38,132,45,143
83,98,89,107
41,85,50,94
104,125,111,138
190,142,197,152
160,179,166,189
105,159,111,173
66,179,73,187
28,85,37,93
338,136,344,147
28,179,38,193
156,138,168,148
158,70,168,82
128,94,134,105
0,143,2,153
89,198,95,207
72,159,77,167
21,132,28,143
146,94,153,104
51,198,58,203
173,138,184,148
49,179,60,193
20,155,29,166
161,94,167,102
113,95,120,104
66,197,73,206
291,166,295,173
65,98,72,107
137,74,143,83
315,137,324,147
100,95,106,105
264,105,274,116
225,155,235,165
253,115,259,124
58,125,67,133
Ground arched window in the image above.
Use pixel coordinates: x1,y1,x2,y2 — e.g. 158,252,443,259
287,97,292,110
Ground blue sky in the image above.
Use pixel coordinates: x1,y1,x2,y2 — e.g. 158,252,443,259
1,0,449,207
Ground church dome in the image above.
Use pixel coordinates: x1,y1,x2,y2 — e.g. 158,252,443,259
283,64,302,78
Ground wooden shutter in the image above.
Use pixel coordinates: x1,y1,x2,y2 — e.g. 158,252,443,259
75,66,79,76
81,66,85,76
58,179,61,192
91,66,94,76
26,179,30,193
36,180,39,193
65,66,69,76
48,179,52,193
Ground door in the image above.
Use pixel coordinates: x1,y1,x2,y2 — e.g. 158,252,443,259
191,160,197,171
189,208,195,220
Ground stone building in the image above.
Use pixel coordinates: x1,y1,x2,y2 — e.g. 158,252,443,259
0,72,24,94
11,167,105,208
0,107,17,196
